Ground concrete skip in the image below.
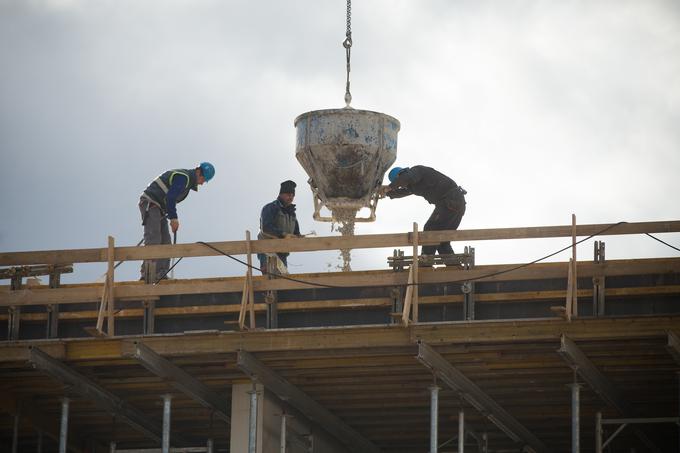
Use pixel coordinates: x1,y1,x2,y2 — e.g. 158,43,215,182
294,108,400,224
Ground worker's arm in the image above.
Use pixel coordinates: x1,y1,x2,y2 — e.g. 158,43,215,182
386,169,418,199
261,203,286,238
386,187,411,199
166,174,189,232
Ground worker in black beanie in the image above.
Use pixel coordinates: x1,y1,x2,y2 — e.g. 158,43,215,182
257,180,302,273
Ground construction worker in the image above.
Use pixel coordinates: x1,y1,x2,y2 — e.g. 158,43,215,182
381,165,466,260
138,162,215,281
258,180,302,274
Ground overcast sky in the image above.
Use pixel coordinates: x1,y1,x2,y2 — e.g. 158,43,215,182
1,0,679,283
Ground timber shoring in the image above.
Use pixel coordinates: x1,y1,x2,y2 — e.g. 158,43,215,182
1,318,679,451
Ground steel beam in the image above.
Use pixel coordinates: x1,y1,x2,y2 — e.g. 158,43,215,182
236,350,381,453
28,346,163,443
127,342,230,423
416,341,546,453
557,335,662,453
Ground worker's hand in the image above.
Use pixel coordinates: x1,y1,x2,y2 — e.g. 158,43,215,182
378,185,391,198
283,233,297,239
170,218,179,233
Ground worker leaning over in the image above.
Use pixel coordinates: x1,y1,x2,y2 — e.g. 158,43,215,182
258,180,302,274
139,162,215,281
381,165,466,260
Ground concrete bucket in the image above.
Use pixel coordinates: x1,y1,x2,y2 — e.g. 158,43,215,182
294,108,400,223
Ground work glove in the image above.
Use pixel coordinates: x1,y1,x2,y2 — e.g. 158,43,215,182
170,218,179,233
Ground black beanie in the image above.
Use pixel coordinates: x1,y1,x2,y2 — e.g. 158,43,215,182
279,180,296,195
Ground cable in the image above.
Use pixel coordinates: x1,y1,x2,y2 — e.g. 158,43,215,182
438,221,629,286
196,222,628,289
645,233,680,253
196,241,345,289
153,257,183,285
114,221,630,316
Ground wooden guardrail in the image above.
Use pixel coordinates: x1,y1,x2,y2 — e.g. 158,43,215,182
1,220,679,266
1,220,679,332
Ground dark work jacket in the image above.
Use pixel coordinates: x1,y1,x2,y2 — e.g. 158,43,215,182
142,169,198,217
387,165,463,204
259,198,300,239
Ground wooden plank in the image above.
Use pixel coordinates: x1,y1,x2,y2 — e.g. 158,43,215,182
2,220,679,266
2,257,679,307
8,283,680,323
0,316,676,363
4,285,680,322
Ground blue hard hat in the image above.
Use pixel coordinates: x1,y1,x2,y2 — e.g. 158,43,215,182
200,162,215,182
388,167,404,183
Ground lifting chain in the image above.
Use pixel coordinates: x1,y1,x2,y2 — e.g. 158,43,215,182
342,0,353,107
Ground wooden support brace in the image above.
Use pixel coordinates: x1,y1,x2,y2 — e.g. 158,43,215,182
401,263,415,326
94,276,109,333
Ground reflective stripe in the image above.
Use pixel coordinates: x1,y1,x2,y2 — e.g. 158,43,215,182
154,177,170,194
168,171,190,189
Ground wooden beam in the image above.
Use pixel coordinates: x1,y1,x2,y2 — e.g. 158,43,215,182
2,220,679,266
126,341,230,424
27,347,164,443
2,257,678,307
2,316,678,362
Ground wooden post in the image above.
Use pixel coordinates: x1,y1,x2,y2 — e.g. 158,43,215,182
246,231,255,329
412,222,419,323
107,236,115,336
571,214,578,318
239,231,255,330
565,259,573,322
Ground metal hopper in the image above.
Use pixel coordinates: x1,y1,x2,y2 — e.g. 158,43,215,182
294,108,400,223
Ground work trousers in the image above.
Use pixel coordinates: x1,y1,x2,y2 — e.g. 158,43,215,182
422,195,466,256
139,198,171,280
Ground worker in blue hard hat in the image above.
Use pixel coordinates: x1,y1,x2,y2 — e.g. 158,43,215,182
138,162,215,281
380,165,466,262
